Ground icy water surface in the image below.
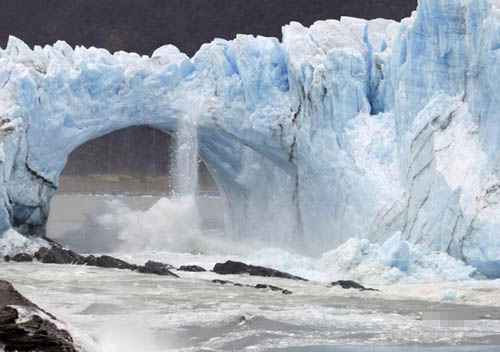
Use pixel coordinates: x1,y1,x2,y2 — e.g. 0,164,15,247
4,194,500,351
2,262,500,352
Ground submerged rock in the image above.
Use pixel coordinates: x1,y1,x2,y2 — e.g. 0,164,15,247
137,261,179,277
213,261,307,281
211,279,292,294
331,280,378,291
254,284,292,295
178,265,206,272
0,280,77,351
212,279,244,287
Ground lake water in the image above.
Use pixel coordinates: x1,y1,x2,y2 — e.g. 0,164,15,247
2,194,500,351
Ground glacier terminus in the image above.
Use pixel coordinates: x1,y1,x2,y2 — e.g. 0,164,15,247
1,0,500,278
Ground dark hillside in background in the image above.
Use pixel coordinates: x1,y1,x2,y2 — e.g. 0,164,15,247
0,0,417,193
0,0,417,56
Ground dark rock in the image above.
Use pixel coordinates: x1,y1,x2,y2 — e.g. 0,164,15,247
3,255,10,262
84,255,137,270
211,279,243,287
6,241,190,280
0,306,17,325
11,253,33,263
254,284,292,295
213,260,307,281
0,281,38,309
82,255,97,266
178,265,206,272
10,243,181,278
331,280,365,290
137,261,179,277
34,247,85,265
0,280,77,351
0,1,416,59
211,280,291,294
331,280,379,291
157,262,176,270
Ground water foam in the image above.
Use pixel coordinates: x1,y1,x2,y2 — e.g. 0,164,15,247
96,196,204,253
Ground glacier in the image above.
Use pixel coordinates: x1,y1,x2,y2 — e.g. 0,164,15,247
316,233,479,285
1,0,500,277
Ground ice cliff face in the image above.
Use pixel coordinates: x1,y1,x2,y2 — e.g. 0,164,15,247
1,0,500,276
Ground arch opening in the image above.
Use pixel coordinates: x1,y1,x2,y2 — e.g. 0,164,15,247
47,125,225,254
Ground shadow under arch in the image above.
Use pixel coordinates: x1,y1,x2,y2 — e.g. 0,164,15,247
59,125,218,196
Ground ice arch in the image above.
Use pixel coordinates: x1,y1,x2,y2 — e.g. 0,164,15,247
3,0,500,273
0,34,303,250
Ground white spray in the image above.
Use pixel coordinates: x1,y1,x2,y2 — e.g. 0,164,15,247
175,116,199,200
96,100,215,253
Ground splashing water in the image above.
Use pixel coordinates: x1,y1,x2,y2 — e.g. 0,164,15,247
96,197,203,253
90,106,207,253
95,114,204,253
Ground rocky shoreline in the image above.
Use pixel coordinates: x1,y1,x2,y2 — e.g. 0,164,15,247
5,245,179,278
1,243,378,313
2,243,378,294
0,243,380,350
0,280,77,352
3,246,302,295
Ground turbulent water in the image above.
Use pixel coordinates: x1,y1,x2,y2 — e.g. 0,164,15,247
3,259,500,352
0,193,485,351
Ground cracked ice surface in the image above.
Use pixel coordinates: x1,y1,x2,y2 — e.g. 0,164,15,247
1,0,500,277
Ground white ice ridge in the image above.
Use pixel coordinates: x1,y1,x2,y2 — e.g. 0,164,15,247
1,0,500,277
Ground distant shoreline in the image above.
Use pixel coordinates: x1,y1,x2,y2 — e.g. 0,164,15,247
57,174,219,197
55,191,221,198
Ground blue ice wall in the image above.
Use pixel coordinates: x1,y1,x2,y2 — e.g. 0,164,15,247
1,0,500,275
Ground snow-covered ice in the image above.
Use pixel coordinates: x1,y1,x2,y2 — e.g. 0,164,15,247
316,234,478,286
0,228,48,256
